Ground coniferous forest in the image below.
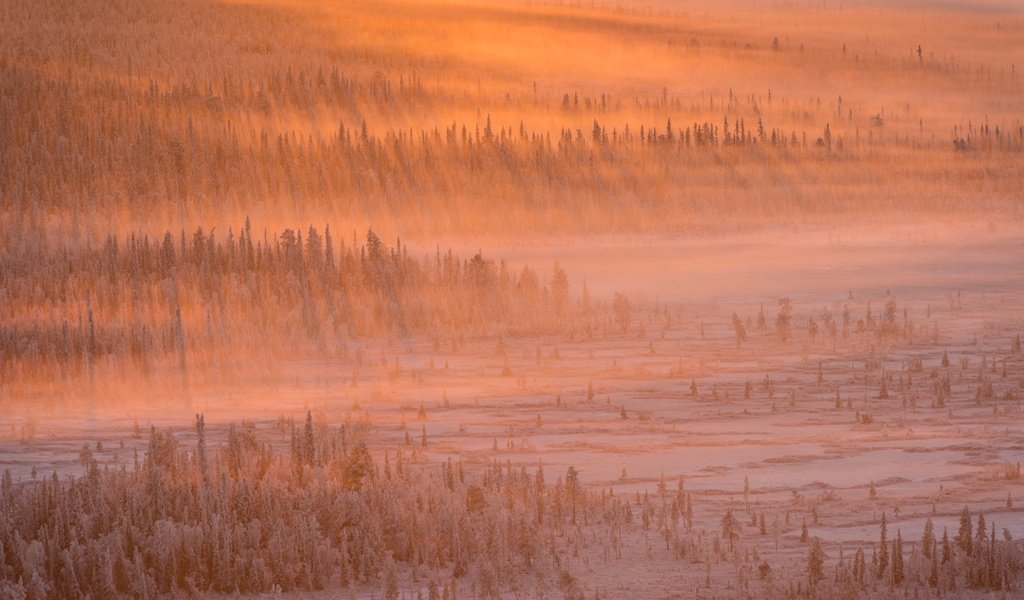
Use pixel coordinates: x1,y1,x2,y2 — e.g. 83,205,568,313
0,224,580,396
2,0,1024,598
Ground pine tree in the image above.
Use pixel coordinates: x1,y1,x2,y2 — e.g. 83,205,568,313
196,413,208,485
807,537,824,585
566,466,580,525
304,410,315,466
721,508,740,552
853,548,866,584
958,506,973,556
775,298,792,342
975,513,987,552
878,513,889,578
732,312,747,346
922,517,935,559
891,530,904,585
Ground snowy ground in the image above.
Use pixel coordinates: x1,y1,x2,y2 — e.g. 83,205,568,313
2,228,1023,598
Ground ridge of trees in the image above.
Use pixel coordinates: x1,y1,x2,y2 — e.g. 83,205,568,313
2,0,1021,238
0,225,578,390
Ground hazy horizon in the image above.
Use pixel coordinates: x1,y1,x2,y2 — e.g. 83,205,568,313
1,1,1022,598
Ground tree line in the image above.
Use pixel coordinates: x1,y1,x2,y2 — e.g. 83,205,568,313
0,225,578,392
3,0,1021,239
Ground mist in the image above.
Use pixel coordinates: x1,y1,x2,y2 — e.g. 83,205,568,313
1,0,1023,598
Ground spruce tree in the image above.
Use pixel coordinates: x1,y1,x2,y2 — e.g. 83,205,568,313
878,513,889,578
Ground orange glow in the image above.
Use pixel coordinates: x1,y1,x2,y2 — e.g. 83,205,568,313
1,0,1023,597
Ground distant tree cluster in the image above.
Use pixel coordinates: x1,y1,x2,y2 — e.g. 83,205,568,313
0,225,577,389
1,0,1019,239
0,46,847,236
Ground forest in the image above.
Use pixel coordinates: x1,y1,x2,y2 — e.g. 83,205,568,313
2,411,1022,599
0,224,580,398
1,0,1023,598
1,0,1021,241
